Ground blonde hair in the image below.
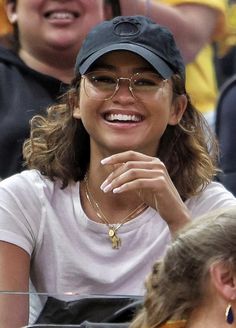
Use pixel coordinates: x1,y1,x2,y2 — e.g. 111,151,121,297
130,206,236,328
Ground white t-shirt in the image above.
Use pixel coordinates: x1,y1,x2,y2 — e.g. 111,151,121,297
0,170,235,309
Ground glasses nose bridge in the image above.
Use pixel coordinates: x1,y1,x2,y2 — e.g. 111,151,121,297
116,76,134,97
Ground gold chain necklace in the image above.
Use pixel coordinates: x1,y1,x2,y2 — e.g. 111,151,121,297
84,175,148,249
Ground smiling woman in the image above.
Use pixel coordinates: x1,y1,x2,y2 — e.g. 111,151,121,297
0,15,235,327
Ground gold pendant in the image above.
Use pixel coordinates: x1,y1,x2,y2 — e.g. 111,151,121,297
108,227,121,249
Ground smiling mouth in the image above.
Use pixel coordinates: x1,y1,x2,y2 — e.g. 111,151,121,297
44,11,80,20
104,113,143,123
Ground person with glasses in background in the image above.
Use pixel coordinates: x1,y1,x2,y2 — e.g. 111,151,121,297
0,15,235,327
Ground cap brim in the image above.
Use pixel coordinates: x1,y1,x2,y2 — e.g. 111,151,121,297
77,43,174,78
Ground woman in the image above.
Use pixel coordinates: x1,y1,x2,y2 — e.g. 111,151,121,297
0,15,235,327
130,206,236,328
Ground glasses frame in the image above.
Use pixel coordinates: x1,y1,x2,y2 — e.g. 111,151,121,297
81,70,168,102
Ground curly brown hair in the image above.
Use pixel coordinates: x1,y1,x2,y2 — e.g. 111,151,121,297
130,206,236,328
23,73,219,197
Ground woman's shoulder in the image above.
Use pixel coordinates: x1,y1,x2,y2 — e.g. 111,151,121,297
0,170,55,198
199,180,235,199
186,180,236,218
0,170,79,217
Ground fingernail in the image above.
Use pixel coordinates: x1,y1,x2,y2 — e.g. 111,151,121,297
113,187,122,194
101,157,111,165
101,183,112,193
100,180,108,190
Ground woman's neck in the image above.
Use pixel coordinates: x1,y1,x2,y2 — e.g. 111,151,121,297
19,48,75,83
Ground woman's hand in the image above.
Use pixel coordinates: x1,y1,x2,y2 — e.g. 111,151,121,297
101,150,190,234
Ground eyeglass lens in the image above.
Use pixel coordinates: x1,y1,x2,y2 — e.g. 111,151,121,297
82,71,166,101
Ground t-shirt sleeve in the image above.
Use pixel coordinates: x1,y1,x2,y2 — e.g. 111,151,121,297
0,171,44,255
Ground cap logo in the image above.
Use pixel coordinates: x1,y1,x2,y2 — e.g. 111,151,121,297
113,17,141,37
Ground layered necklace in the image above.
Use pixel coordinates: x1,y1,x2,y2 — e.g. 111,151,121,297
84,175,148,249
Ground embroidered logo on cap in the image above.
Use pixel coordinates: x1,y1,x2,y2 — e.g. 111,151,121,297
113,17,141,37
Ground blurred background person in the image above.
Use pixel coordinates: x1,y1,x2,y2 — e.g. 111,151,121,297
215,0,236,86
130,206,236,328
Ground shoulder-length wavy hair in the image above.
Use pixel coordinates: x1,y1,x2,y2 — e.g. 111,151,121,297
23,72,219,199
130,206,236,328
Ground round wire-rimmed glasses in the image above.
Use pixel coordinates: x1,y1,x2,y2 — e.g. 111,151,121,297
81,70,168,102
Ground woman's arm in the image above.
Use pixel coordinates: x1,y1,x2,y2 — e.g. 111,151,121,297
0,241,30,328
120,0,221,62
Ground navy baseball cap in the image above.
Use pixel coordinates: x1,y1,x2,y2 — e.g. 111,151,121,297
75,15,185,80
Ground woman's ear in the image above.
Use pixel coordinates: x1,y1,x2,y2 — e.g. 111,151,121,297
69,88,81,119
210,262,236,301
5,1,18,24
168,94,187,126
73,105,81,120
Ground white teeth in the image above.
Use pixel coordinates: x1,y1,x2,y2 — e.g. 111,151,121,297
106,114,141,122
48,12,75,20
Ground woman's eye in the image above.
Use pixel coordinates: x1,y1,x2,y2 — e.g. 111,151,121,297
134,78,156,86
92,75,116,85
